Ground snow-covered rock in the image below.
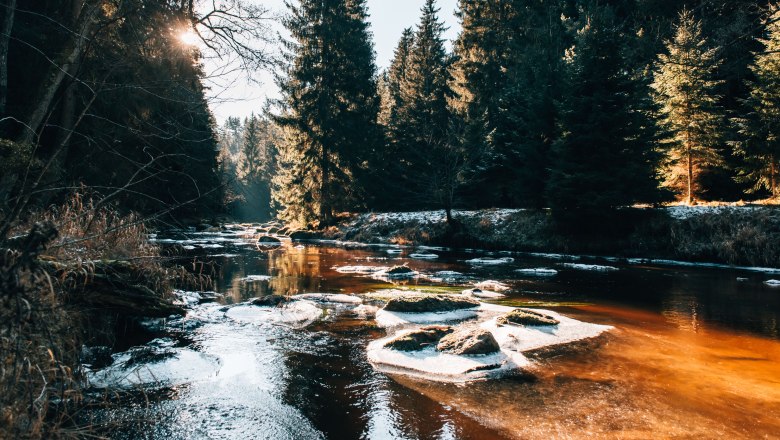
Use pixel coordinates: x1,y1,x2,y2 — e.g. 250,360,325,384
409,253,438,260
473,280,511,292
560,263,618,272
515,268,558,277
465,257,514,265
462,288,506,299
225,300,323,328
292,293,363,305
764,279,780,287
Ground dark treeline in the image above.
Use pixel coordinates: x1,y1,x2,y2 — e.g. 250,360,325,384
269,0,780,228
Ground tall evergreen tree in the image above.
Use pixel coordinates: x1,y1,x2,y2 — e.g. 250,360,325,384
273,0,381,227
385,0,457,213
652,9,724,204
488,0,568,208
548,4,664,213
734,5,780,198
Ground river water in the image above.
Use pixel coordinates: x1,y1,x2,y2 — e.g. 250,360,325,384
87,227,780,439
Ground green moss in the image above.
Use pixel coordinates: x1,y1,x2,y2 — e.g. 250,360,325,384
383,295,480,313
497,308,560,326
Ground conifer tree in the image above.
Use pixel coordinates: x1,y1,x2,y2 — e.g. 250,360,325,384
548,4,664,213
273,0,380,227
652,9,724,204
386,0,457,212
488,0,566,208
451,0,517,206
734,5,780,198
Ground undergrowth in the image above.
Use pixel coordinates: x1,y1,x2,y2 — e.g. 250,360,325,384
1,192,211,439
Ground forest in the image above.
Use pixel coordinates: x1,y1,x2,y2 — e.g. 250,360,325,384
2,0,780,438
212,0,780,230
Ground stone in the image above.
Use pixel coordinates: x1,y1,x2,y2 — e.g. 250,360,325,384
497,308,560,326
437,327,500,355
383,295,480,313
384,326,453,351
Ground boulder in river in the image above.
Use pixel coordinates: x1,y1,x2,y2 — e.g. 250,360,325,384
384,326,453,351
251,295,289,307
384,265,416,277
383,295,480,313
289,230,322,240
497,308,560,326
257,235,282,245
437,327,500,355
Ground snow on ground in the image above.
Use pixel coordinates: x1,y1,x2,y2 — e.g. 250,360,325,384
225,300,323,328
664,204,763,220
515,268,559,277
560,263,618,272
356,209,523,226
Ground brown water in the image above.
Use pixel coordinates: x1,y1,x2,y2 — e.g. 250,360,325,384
91,232,780,439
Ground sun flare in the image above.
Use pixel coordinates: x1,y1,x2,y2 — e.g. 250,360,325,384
178,28,200,47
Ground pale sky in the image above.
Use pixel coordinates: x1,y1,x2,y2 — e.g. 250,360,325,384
205,0,460,124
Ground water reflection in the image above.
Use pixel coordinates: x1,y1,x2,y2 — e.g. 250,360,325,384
94,232,780,439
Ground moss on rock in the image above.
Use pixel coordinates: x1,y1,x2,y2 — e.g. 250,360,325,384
383,295,480,313
436,327,500,355
497,308,560,326
384,325,453,351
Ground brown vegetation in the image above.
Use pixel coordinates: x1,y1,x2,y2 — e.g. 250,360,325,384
0,193,208,439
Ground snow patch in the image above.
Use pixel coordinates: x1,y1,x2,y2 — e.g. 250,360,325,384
560,263,618,272
462,288,506,299
465,257,514,265
225,301,323,328
335,265,389,274
241,275,272,282
292,293,363,305
515,268,558,277
764,279,780,287
375,308,479,328
474,280,511,291
409,253,438,260
88,343,220,389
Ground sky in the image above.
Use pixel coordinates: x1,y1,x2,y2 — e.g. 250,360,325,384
205,0,460,124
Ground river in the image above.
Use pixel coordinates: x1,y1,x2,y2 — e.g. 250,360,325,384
85,226,780,439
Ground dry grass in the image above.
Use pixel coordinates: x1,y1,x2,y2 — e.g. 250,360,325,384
1,192,211,439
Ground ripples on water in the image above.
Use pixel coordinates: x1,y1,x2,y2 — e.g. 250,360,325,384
86,229,780,439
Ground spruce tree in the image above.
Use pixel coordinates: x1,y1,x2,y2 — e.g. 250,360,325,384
273,0,381,227
387,0,457,212
734,5,780,198
548,4,663,213
489,0,567,208
652,9,724,204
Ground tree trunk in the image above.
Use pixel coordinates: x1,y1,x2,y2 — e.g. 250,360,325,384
16,0,99,146
687,141,693,205
0,0,16,117
320,147,331,225
771,157,777,199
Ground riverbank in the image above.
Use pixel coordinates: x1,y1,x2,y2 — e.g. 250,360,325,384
320,206,780,269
